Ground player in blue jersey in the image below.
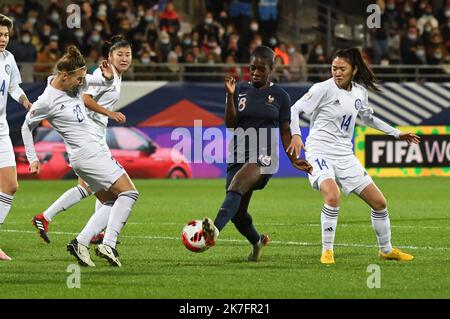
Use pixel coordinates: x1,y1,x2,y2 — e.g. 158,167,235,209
202,46,312,261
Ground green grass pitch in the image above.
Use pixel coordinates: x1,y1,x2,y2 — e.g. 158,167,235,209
0,177,449,299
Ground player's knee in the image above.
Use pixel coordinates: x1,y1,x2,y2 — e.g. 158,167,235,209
325,193,340,207
4,181,19,195
371,197,387,211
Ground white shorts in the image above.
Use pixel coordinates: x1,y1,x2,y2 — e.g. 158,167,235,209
0,135,16,168
70,146,125,193
305,153,373,195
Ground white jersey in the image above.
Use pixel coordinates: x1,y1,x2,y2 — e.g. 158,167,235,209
0,50,25,136
290,78,400,157
83,66,122,141
22,73,113,164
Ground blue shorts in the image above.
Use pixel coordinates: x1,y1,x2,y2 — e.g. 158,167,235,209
226,163,272,191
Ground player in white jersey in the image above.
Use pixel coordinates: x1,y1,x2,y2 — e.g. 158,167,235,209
22,46,138,267
0,14,33,261
31,36,131,245
287,48,421,264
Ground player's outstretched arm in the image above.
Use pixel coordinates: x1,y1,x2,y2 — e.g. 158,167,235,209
82,94,126,124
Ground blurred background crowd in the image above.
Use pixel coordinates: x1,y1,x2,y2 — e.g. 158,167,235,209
1,0,449,82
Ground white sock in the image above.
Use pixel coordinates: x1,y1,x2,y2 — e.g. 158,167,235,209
76,202,113,246
95,198,104,212
371,208,393,254
103,191,139,249
43,185,89,222
0,192,13,225
321,204,339,253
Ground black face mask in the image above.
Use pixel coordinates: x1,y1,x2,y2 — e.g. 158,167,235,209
50,48,59,54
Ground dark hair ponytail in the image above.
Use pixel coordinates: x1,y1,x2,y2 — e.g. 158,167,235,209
106,34,131,54
333,48,380,91
56,45,86,73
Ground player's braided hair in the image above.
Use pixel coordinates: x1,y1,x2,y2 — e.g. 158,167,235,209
0,14,13,30
106,34,131,54
56,45,86,74
333,48,380,92
251,45,275,68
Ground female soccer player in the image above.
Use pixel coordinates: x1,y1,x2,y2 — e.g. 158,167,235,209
0,14,33,261
22,46,139,267
31,36,132,245
202,46,312,261
287,48,420,264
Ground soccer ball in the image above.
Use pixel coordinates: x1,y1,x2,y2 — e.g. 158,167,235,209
181,220,207,252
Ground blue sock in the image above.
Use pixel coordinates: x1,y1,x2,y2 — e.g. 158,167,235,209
214,191,242,231
232,212,260,245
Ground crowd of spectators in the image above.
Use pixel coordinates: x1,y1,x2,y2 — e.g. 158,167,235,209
1,0,448,83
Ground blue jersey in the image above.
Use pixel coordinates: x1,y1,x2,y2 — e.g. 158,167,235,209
228,81,291,165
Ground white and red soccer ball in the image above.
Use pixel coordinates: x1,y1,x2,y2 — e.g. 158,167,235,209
181,220,207,252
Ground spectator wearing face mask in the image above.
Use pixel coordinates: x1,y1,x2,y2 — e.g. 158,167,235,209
286,43,307,82
87,29,104,53
400,26,421,64
10,31,37,64
437,2,450,25
426,47,449,82
417,4,439,35
156,30,172,62
196,12,220,47
307,43,327,82
135,51,157,81
399,0,416,28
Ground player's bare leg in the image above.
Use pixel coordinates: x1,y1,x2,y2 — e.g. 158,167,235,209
0,166,18,261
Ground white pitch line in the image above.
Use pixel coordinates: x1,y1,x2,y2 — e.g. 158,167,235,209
1,229,448,251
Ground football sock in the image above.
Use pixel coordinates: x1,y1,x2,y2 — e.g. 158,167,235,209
95,198,104,212
0,192,13,225
232,211,260,245
103,191,139,249
43,185,89,222
214,191,242,231
371,208,393,254
76,201,113,246
321,204,339,253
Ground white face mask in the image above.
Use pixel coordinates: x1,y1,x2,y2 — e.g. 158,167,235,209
408,34,417,41
145,16,154,23
416,49,425,56
424,26,432,32
91,35,101,42
95,25,103,32
446,10,450,18
141,58,150,64
51,12,60,21
380,59,389,66
28,17,37,25
250,23,258,31
288,47,295,54
315,47,323,55
434,53,442,59
22,36,31,44
214,46,221,56
205,18,213,24
75,31,84,38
